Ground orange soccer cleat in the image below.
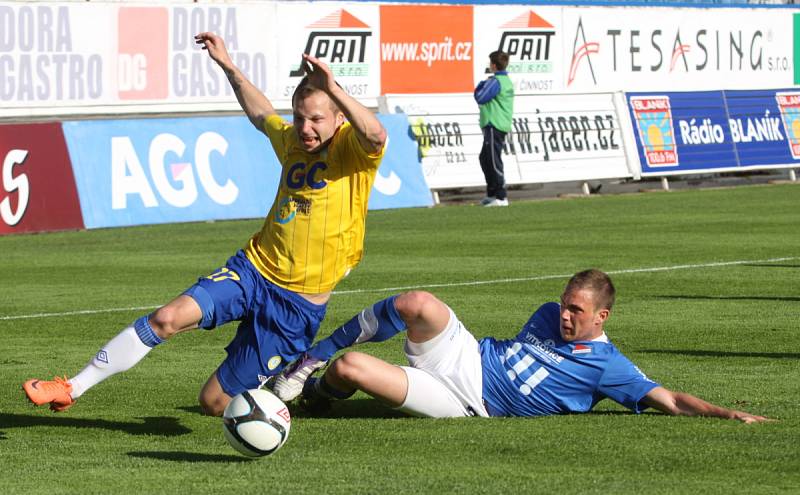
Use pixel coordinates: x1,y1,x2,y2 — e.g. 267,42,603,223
23,376,76,412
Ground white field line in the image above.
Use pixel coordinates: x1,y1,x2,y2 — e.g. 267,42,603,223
1,256,795,322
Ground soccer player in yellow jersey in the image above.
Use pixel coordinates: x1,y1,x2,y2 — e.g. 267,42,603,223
23,32,387,416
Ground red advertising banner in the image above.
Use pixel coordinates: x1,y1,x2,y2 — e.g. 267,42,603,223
0,123,84,235
380,5,474,94
117,7,169,100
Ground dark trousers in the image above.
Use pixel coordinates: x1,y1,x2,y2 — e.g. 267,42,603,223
478,125,507,200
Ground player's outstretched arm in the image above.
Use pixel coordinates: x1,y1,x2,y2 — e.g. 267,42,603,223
301,54,386,154
643,386,771,424
195,32,276,131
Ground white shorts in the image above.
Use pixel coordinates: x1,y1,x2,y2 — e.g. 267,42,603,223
397,308,488,418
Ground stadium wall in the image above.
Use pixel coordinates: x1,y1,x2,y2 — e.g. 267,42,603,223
0,114,433,234
1,1,798,116
1,1,799,235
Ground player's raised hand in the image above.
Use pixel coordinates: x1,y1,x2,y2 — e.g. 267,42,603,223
195,32,233,68
301,54,337,93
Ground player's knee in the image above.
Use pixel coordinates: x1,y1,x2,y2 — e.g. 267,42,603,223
198,390,228,417
149,306,182,339
394,291,436,323
330,352,370,387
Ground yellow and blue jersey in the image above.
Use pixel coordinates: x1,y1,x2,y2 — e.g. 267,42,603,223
245,114,385,294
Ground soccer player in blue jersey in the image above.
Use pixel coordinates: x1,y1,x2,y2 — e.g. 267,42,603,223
297,269,769,423
23,32,387,416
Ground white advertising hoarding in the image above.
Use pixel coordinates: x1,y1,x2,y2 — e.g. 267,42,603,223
383,91,636,190
561,6,795,92
1,2,796,118
472,6,564,94
0,2,277,113
274,3,381,104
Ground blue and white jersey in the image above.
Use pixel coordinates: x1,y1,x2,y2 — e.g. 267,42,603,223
480,303,659,417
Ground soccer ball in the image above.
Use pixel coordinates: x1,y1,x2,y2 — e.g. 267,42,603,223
222,388,291,457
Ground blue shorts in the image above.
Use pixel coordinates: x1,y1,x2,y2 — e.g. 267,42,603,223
183,250,327,396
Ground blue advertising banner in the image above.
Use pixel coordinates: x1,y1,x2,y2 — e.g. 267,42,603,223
63,114,430,229
626,89,800,176
371,114,434,210
726,89,800,167
63,116,277,229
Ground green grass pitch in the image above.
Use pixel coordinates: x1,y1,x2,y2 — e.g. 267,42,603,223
1,184,799,494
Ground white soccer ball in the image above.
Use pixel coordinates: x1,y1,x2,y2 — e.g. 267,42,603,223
222,388,291,457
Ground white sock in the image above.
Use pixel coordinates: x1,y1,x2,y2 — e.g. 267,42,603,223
69,326,153,399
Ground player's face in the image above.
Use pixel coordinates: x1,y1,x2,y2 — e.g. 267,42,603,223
559,288,609,342
293,91,345,153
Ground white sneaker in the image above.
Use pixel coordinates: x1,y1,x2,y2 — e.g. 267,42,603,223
480,196,496,206
271,353,327,402
484,198,509,207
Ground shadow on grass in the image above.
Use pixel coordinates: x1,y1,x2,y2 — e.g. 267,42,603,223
655,295,800,302
290,398,407,419
127,451,251,463
176,405,204,415
177,398,406,419
0,413,191,436
742,263,800,269
639,349,800,359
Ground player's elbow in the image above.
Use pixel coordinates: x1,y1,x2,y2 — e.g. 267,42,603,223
249,112,269,132
368,125,387,153
643,388,683,416
659,402,683,416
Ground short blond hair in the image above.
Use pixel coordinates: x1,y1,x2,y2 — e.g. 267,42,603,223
565,269,616,310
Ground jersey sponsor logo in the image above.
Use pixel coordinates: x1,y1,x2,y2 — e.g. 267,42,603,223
496,11,555,75
572,344,591,354
267,356,282,371
286,161,327,190
290,10,372,78
520,332,564,364
630,96,679,167
274,196,312,224
501,342,552,396
111,131,239,209
274,197,296,224
1,149,30,227
775,91,800,158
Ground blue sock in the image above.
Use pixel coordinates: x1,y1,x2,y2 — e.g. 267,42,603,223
134,315,164,348
308,296,406,361
303,376,355,400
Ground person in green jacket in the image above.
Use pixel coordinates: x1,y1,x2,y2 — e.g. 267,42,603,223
474,51,514,207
